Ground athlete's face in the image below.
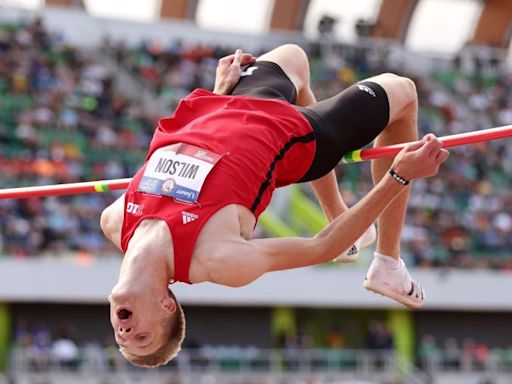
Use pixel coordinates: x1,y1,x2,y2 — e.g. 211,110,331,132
108,289,175,356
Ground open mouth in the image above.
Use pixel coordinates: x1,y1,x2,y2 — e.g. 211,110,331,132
117,308,133,320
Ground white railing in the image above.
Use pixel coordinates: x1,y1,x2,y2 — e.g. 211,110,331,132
9,346,399,374
11,346,512,383
8,346,427,384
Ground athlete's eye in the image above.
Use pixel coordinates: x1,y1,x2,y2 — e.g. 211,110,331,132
135,333,149,343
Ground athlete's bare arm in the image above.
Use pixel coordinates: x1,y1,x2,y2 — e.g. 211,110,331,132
100,193,125,250
206,135,449,287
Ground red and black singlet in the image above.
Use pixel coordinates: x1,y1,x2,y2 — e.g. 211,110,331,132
120,89,315,283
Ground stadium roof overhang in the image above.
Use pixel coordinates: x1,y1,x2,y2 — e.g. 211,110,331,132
0,0,511,55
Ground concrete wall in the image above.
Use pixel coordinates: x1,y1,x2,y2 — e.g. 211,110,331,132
1,258,511,311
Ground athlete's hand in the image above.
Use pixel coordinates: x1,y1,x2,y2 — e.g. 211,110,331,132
213,49,256,95
391,134,449,181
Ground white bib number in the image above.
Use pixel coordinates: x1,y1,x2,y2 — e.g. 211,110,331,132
137,144,221,204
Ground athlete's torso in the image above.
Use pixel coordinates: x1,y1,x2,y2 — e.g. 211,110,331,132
121,89,315,283
121,185,254,285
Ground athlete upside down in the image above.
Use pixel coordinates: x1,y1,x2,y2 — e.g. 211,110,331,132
100,44,449,367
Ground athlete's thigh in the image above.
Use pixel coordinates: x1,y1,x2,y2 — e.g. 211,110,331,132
229,61,297,103
298,81,390,181
360,73,416,125
255,44,309,92
229,44,310,103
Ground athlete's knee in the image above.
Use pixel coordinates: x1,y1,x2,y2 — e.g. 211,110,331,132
274,43,308,61
395,75,418,119
283,44,308,62
392,74,417,103
282,44,310,78
369,73,418,122
371,73,416,97
260,44,311,88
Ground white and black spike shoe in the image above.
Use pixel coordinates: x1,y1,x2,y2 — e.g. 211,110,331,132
363,256,425,309
333,224,377,263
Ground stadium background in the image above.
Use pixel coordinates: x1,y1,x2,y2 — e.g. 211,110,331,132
0,0,512,383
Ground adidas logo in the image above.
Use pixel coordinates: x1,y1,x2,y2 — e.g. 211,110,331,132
357,84,376,97
347,244,359,256
182,211,198,224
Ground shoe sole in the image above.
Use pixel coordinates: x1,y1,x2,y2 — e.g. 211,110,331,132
333,254,359,263
363,280,423,309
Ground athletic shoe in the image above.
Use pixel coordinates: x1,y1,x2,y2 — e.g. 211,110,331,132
363,255,425,309
333,224,377,263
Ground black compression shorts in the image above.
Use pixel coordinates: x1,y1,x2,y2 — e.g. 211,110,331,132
231,61,298,103
229,61,390,182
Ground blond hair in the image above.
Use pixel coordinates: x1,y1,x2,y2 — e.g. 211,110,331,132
120,290,186,368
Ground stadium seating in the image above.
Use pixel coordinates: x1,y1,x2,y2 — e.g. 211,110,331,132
2,18,512,270
2,11,512,384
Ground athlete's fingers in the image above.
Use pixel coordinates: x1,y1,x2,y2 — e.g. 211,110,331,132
402,139,423,152
240,53,256,65
421,134,443,158
232,51,256,68
404,134,438,156
436,148,449,164
219,51,255,69
218,53,236,67
232,49,243,68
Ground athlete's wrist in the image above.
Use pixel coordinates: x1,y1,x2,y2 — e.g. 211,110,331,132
388,168,410,186
213,84,229,95
212,87,224,95
377,172,409,197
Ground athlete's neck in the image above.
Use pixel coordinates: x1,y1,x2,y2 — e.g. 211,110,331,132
117,219,174,295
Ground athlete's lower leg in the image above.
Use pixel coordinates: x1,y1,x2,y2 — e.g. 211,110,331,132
372,115,417,258
368,75,418,259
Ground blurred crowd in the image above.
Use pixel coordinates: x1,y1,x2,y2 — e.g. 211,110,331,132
11,317,124,372
0,18,152,257
0,18,512,270
10,317,394,374
10,316,512,377
107,39,250,111
318,46,512,270
418,333,512,374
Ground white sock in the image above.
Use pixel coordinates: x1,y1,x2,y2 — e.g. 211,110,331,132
374,252,402,270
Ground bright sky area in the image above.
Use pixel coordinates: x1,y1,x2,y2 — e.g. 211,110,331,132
0,0,488,55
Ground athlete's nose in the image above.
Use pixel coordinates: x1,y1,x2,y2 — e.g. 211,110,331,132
118,326,132,335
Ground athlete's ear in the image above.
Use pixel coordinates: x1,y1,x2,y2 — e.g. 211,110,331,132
161,297,177,314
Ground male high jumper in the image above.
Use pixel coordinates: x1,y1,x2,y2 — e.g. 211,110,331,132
100,44,449,367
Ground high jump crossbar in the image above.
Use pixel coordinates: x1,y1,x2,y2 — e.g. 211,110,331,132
341,124,512,163
0,125,511,200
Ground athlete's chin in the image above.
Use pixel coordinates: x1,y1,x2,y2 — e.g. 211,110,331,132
110,284,137,304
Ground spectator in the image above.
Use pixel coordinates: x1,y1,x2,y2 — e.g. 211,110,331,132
418,334,441,373
366,321,393,350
